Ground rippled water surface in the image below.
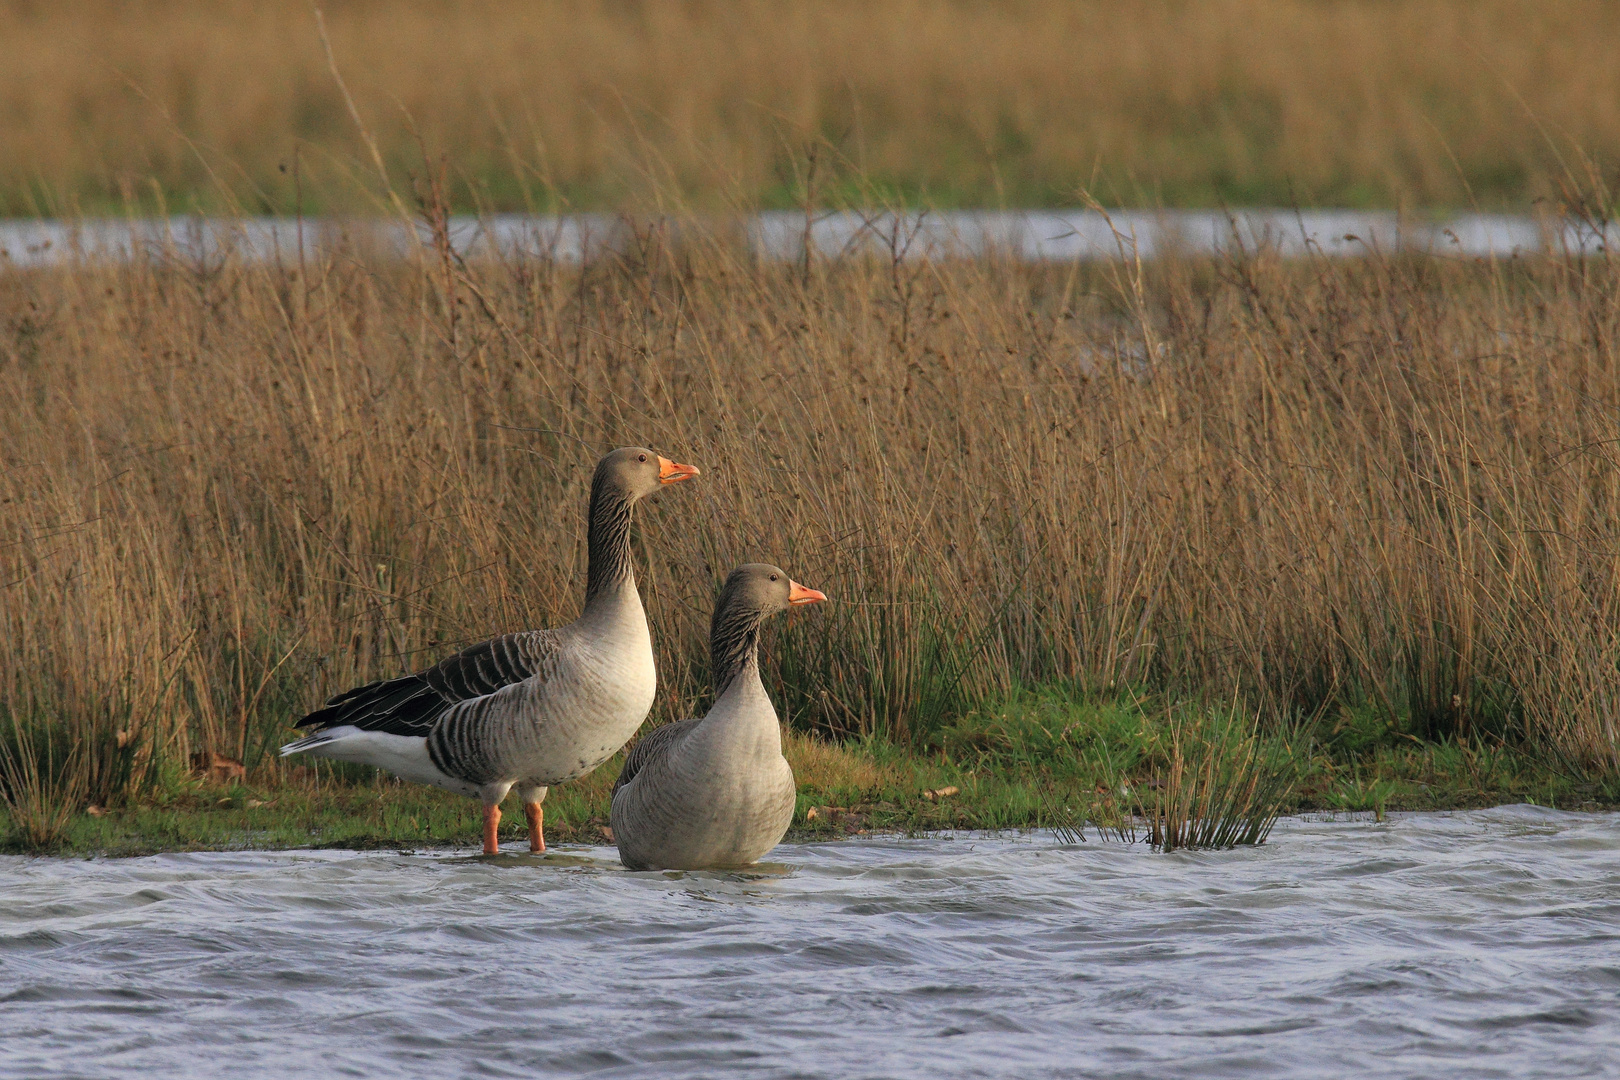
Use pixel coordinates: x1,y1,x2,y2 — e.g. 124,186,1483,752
3,806,1617,1079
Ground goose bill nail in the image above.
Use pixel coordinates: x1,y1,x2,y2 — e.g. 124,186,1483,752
658,457,701,483
788,581,828,605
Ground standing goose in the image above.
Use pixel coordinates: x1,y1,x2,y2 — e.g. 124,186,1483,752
611,563,827,871
281,446,699,855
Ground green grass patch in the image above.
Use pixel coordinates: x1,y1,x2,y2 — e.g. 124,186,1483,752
11,689,1609,858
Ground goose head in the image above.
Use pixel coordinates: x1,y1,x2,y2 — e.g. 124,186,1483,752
595,446,701,502
708,564,825,694
716,563,829,622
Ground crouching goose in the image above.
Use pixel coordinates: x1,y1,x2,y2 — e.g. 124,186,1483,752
611,563,827,870
281,446,699,855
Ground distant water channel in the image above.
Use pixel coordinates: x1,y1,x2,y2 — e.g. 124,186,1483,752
3,806,1617,1079
0,210,1608,268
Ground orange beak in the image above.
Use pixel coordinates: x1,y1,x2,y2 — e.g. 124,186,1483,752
657,457,701,484
788,580,828,605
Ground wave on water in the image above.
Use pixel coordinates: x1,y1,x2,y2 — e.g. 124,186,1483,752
1,806,1617,1079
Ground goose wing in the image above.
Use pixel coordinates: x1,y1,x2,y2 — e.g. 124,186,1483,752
612,717,701,796
296,630,562,737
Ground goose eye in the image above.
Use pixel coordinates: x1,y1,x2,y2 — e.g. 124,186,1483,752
770,575,778,581
637,454,647,462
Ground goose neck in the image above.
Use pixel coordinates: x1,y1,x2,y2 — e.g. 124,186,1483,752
710,610,764,700
584,476,637,605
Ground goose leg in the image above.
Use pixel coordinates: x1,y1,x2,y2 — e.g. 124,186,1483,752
516,782,549,853
482,803,501,855
524,802,544,853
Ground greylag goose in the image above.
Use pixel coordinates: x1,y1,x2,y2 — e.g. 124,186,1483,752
280,446,699,854
610,563,827,870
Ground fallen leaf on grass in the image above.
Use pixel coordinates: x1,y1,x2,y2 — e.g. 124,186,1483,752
806,806,867,828
192,752,247,784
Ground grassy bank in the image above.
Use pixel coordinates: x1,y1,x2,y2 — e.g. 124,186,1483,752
9,697,1612,857
1,1,1617,214
6,187,1620,853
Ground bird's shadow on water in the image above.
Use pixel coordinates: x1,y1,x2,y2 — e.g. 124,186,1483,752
653,862,796,882
458,849,613,870
448,850,797,881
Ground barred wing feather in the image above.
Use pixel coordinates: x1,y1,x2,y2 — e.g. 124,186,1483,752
296,631,561,738
612,717,701,796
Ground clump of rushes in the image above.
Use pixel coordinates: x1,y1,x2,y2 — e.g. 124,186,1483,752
0,715,87,851
1141,707,1302,852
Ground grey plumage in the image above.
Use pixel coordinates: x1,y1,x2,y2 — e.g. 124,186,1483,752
611,563,827,870
612,716,700,798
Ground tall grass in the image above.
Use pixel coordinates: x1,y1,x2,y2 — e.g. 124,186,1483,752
2,0,1618,213
4,204,1620,838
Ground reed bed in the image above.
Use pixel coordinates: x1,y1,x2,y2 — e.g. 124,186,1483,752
4,210,1620,845
3,0,1617,213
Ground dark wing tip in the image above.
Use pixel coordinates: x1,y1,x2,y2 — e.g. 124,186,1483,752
294,673,445,736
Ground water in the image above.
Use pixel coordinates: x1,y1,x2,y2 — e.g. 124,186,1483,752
2,805,1616,1079
0,209,1609,269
